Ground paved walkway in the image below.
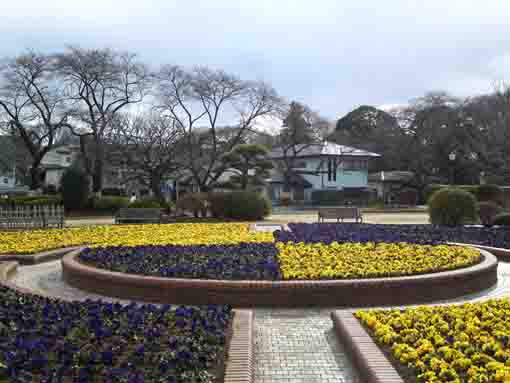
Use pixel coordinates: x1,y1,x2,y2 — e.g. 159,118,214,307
9,260,510,383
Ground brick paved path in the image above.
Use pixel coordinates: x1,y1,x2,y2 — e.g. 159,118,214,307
9,260,510,383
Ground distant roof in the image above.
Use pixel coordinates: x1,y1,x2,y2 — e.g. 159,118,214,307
368,171,414,183
268,141,380,159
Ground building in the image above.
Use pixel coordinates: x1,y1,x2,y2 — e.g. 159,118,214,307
267,141,380,203
40,145,81,188
368,171,416,205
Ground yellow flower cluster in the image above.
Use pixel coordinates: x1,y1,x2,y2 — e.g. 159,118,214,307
276,242,480,279
0,223,274,254
356,300,510,383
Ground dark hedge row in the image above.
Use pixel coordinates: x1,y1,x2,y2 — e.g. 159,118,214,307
0,285,232,382
277,223,510,248
79,243,281,280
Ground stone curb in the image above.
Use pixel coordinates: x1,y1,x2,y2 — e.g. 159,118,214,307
0,247,81,265
62,248,498,307
331,310,403,383
224,310,254,383
0,262,254,383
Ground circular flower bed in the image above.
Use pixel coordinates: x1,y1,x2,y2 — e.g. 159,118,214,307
78,242,481,280
79,244,282,280
0,285,232,382
277,223,510,248
356,299,510,383
0,223,273,254
276,242,481,279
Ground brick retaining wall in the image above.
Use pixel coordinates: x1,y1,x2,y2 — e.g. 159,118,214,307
62,248,498,307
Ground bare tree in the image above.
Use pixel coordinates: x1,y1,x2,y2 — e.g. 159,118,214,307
0,52,68,189
389,91,482,191
110,113,182,200
55,46,150,194
273,101,330,192
156,65,282,191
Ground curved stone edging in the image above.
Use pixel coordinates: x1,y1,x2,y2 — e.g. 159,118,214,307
0,262,19,282
62,248,498,307
331,310,403,383
0,247,81,265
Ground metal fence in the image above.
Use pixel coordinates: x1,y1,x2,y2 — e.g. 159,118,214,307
0,204,65,230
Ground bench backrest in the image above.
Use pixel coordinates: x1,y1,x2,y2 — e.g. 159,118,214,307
319,207,360,218
117,208,162,219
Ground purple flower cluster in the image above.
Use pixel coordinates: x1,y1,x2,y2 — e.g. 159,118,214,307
277,223,510,248
0,285,232,382
79,243,282,280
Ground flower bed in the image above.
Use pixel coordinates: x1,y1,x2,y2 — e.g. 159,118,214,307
77,242,481,281
0,223,273,254
0,284,232,382
276,242,481,279
356,299,510,383
79,244,281,280
278,223,510,248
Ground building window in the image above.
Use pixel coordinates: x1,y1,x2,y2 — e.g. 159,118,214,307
3,178,8,184
327,159,337,182
65,156,71,163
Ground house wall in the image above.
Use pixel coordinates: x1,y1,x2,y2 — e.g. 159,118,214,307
0,174,15,188
45,170,65,187
295,158,368,190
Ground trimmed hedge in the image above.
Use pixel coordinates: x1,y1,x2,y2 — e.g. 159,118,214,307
210,191,271,220
425,184,502,204
61,169,89,210
92,196,129,212
311,189,371,206
428,188,478,226
493,213,510,226
0,195,62,206
129,198,174,213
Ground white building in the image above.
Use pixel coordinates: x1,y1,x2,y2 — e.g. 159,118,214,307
267,141,380,203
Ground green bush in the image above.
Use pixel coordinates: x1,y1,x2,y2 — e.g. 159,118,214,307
209,191,271,220
311,190,343,205
61,169,89,210
478,201,503,226
311,189,371,206
493,213,510,226
0,195,63,206
92,196,129,212
128,198,174,213
176,193,209,218
476,184,501,203
428,188,478,226
102,188,126,197
424,184,444,203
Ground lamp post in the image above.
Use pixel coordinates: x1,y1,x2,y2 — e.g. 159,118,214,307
449,151,456,185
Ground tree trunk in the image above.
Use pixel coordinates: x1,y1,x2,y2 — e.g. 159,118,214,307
241,171,249,190
29,165,42,190
92,141,104,194
92,160,103,194
150,173,164,201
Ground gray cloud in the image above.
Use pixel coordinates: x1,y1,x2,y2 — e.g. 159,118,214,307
2,0,510,118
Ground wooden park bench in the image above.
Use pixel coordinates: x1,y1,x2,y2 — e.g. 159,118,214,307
114,208,163,224
317,207,363,223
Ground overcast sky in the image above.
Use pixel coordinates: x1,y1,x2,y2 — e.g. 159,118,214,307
2,1,510,119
